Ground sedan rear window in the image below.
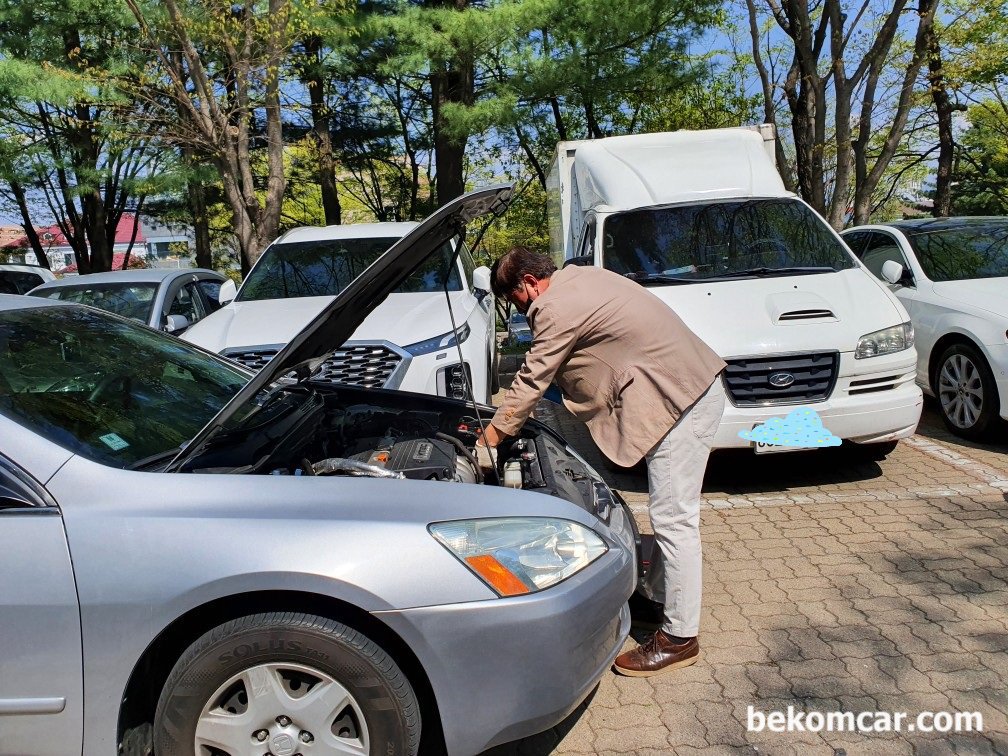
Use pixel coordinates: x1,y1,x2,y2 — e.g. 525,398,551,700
0,306,248,468
31,282,159,324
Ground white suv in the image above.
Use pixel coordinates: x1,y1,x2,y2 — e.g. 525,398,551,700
183,222,498,403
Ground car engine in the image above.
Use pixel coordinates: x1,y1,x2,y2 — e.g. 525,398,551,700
254,395,599,505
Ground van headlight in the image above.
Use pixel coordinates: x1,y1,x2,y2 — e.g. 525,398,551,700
855,322,914,359
404,323,471,355
429,517,608,596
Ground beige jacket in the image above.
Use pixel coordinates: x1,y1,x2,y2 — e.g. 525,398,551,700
492,265,727,466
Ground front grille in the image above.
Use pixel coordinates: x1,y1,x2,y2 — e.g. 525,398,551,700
723,351,839,406
224,348,277,371
314,344,403,389
223,344,403,389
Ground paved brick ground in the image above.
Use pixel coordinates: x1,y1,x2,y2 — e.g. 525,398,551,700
484,385,1008,754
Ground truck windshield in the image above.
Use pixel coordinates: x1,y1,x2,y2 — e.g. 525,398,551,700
238,237,462,301
602,198,856,281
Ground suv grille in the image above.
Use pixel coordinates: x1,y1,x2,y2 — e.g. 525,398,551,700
723,352,839,406
224,348,277,372
316,345,403,388
223,344,404,389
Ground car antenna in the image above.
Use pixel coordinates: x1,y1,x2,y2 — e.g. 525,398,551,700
442,215,499,481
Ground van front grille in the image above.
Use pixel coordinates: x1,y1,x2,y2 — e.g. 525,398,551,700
723,351,839,406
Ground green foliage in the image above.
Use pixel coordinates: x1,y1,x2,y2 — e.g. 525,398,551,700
952,103,1008,215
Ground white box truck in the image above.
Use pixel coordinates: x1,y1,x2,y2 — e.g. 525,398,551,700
546,126,923,455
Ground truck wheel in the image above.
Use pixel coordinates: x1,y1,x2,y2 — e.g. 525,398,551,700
934,343,1000,440
154,613,420,756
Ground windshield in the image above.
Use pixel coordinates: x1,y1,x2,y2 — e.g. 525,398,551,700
31,282,159,324
509,313,527,325
238,237,463,301
601,198,856,280
906,223,1008,281
0,306,248,468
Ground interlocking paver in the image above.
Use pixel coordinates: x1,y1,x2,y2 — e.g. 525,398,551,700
485,391,1008,755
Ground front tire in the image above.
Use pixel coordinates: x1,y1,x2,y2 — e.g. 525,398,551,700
934,343,1000,440
154,612,420,756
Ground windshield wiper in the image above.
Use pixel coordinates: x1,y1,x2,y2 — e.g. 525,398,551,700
708,266,835,279
624,273,696,285
130,446,187,471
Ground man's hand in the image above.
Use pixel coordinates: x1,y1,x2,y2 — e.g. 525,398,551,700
474,441,496,473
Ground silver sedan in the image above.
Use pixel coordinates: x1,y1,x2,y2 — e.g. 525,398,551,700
0,188,638,756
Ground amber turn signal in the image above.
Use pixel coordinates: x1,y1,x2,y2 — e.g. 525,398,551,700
464,555,530,596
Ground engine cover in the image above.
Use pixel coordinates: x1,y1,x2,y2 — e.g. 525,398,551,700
350,436,459,481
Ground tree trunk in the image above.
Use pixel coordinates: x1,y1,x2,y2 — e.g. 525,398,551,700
427,0,473,205
926,23,955,218
303,35,341,225
430,64,471,204
187,175,213,269
9,179,51,269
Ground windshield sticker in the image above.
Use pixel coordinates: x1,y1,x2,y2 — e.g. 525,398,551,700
99,432,130,452
738,408,841,448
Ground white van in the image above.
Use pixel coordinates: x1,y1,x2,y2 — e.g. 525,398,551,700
547,127,923,456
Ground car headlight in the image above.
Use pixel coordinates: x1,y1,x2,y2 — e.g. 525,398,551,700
404,323,471,356
429,517,608,596
855,322,914,359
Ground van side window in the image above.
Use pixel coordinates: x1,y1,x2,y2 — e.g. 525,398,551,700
861,233,913,284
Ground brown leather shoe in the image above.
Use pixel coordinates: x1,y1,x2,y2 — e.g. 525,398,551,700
613,630,699,677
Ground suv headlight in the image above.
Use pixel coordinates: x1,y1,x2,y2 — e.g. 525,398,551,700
429,517,608,596
404,323,471,356
855,322,914,359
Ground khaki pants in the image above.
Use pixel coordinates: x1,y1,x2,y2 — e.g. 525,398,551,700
642,378,725,637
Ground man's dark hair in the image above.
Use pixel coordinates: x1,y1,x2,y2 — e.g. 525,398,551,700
490,246,557,298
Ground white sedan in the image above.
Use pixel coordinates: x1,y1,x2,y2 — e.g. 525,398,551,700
841,218,1008,439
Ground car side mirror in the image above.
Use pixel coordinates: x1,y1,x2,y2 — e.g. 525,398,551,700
472,266,491,293
218,278,237,306
563,255,594,268
165,314,190,334
880,260,905,285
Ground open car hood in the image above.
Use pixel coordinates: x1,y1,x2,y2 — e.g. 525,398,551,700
168,185,512,472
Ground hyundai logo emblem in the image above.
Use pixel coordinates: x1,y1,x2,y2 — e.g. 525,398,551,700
768,372,795,389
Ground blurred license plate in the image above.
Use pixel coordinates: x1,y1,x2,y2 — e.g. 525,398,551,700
753,440,800,454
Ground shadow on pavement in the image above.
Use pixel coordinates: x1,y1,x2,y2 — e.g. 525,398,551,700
597,444,887,497
478,686,598,756
913,396,1008,456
